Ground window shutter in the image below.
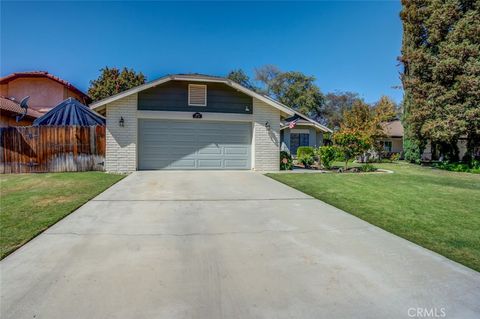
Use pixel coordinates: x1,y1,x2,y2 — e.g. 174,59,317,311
188,84,207,106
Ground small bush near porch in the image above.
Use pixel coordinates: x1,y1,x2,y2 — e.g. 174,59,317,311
0,172,125,259
267,162,480,271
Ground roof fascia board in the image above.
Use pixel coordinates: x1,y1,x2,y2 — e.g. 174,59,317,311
280,122,331,133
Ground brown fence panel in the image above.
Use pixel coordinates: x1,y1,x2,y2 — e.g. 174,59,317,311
0,126,105,174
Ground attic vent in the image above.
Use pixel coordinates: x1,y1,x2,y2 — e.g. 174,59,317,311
188,84,207,106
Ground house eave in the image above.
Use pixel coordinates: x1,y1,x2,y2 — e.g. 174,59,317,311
280,122,331,133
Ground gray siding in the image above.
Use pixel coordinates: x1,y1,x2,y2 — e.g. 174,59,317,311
281,127,323,155
308,128,316,147
316,131,324,147
138,81,253,114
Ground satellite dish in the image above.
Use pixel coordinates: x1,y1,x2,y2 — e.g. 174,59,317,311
16,96,30,122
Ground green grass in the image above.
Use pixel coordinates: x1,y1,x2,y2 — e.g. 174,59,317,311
0,172,125,259
267,162,480,271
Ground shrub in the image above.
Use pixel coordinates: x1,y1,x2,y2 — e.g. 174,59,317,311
390,153,400,162
403,137,422,164
432,161,480,174
317,145,337,169
280,151,293,170
298,154,315,168
359,164,377,172
296,146,315,158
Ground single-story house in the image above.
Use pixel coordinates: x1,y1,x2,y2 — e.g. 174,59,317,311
91,74,330,172
380,119,471,160
280,115,332,155
379,120,404,154
0,96,42,127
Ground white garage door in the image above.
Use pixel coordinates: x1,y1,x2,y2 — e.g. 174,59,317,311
138,119,252,170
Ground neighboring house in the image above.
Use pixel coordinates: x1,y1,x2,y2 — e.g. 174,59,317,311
33,98,105,126
280,115,332,155
379,120,404,155
91,74,327,172
0,96,42,127
0,71,91,114
379,119,470,160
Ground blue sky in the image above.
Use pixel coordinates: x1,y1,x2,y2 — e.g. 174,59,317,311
1,1,403,103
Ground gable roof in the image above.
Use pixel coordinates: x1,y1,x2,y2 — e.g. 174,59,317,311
0,71,91,103
381,120,404,137
33,98,105,126
0,96,43,119
281,113,332,133
89,74,295,116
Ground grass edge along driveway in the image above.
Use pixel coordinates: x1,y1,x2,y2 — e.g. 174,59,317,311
267,162,480,272
1,172,125,259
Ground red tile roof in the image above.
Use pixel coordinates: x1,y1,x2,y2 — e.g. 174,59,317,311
0,71,91,103
0,96,43,118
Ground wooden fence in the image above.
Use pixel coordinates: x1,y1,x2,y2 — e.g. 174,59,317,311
0,126,105,174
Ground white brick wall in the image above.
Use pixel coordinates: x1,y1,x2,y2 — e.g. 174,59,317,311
253,98,280,171
105,94,137,173
103,93,281,172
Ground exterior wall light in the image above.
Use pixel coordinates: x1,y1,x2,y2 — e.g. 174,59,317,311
245,105,250,112
265,121,271,131
119,116,125,127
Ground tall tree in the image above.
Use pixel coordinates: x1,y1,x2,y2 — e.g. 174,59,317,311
400,0,480,162
374,96,399,122
254,65,282,95
88,67,146,102
226,69,257,91
254,66,325,118
269,71,325,117
322,91,363,129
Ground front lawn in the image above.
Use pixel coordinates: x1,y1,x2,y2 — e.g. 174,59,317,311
267,162,480,271
0,172,125,259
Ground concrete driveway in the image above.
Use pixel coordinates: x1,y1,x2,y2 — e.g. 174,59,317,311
1,171,479,319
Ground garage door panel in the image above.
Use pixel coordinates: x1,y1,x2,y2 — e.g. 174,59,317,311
138,119,251,170
224,146,249,155
225,159,249,168
197,146,222,155
144,149,199,157
143,135,197,147
197,136,248,144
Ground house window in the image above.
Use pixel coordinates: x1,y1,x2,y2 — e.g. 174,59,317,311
188,84,207,106
382,141,393,152
290,133,310,155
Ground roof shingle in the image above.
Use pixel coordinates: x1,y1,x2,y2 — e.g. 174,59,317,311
382,120,404,137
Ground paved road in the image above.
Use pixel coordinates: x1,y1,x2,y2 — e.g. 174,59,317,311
1,171,479,318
